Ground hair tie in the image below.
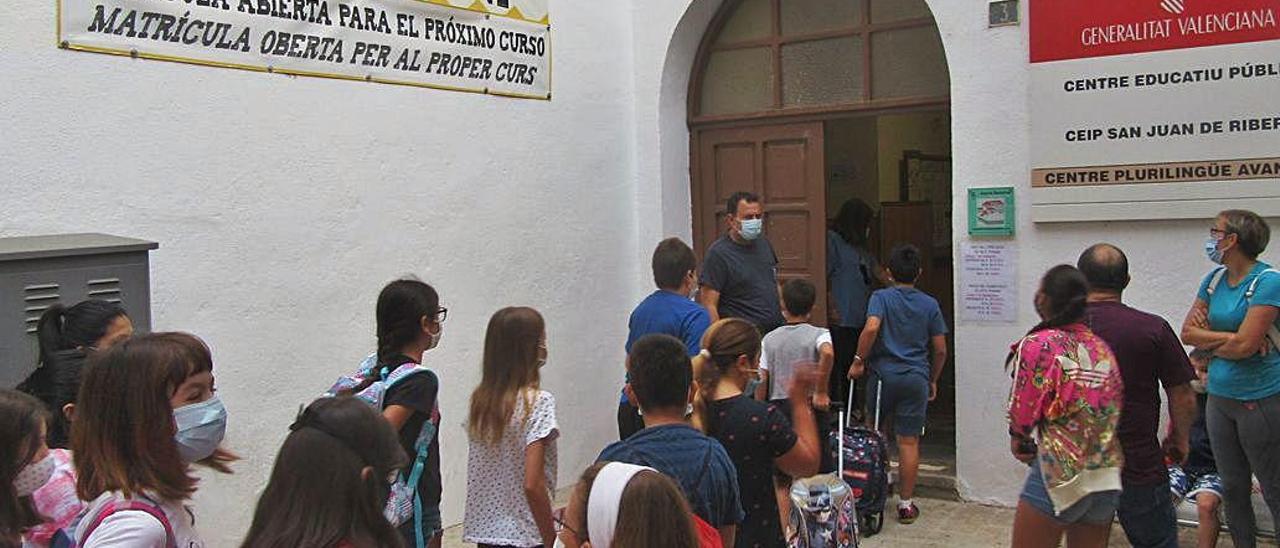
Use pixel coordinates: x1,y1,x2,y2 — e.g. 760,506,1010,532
699,349,712,360
588,463,655,548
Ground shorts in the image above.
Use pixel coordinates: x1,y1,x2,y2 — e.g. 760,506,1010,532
1020,463,1119,525
872,370,928,437
1168,465,1223,502
398,504,443,544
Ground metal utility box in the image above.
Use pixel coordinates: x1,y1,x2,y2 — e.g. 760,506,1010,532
0,234,158,388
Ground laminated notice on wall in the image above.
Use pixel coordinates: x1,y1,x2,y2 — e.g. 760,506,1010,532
58,0,551,99
959,242,1018,323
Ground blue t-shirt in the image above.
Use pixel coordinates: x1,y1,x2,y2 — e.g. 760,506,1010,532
597,423,744,527
827,230,877,329
621,290,711,403
867,286,948,377
1196,262,1280,400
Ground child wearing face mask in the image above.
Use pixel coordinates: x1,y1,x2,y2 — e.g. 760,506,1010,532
343,279,447,548
463,307,558,548
69,332,235,548
691,318,821,548
1,389,54,547
241,396,409,548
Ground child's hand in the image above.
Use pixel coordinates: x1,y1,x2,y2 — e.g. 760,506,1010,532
811,392,831,412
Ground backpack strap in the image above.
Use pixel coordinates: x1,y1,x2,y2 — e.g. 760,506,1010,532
79,499,177,548
383,364,438,548
1246,269,1280,352
1206,266,1229,297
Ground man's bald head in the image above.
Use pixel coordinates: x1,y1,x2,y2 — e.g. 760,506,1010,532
1077,243,1130,293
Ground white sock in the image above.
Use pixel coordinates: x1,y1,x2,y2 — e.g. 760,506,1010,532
898,498,913,509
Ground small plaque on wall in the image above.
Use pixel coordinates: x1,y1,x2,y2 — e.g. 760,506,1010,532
968,187,1016,237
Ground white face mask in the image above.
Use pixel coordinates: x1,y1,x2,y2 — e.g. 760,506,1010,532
426,323,444,351
14,453,56,496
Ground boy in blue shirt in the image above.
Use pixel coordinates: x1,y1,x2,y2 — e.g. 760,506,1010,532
619,238,712,440
851,244,948,525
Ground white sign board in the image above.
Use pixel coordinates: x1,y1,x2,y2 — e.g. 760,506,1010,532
1028,0,1280,220
59,0,551,99
960,242,1018,323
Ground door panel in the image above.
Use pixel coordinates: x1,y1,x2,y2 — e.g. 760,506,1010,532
694,122,827,327
879,202,935,293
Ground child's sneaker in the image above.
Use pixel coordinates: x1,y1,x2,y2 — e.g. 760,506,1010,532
897,502,919,524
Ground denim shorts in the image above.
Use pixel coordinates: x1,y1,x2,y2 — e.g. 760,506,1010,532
871,371,929,437
1169,465,1224,502
1020,463,1119,525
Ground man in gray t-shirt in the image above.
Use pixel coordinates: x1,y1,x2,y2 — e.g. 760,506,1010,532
699,191,784,335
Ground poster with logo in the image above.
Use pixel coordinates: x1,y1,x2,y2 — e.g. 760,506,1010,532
58,0,551,99
1029,0,1280,219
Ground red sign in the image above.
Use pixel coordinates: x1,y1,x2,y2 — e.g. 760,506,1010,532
1030,0,1280,63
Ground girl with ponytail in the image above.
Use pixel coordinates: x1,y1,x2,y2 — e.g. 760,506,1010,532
1007,265,1124,548
691,318,820,548
17,300,132,449
370,279,447,548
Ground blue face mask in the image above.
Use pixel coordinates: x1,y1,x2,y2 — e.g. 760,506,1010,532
1205,236,1225,265
173,395,227,463
739,218,763,240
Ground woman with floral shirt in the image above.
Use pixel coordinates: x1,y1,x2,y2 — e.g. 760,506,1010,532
1007,265,1124,548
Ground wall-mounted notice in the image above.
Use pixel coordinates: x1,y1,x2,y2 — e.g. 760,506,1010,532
59,0,551,99
960,242,1017,323
1028,0,1280,220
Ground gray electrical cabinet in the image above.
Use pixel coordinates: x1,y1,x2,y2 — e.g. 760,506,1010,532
0,234,158,388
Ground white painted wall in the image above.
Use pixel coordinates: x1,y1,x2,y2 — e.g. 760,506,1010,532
5,0,1275,540
1,0,642,544
633,0,1277,509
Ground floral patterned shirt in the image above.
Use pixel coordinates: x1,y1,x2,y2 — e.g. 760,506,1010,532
1007,323,1124,511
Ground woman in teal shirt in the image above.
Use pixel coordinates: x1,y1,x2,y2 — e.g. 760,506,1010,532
1181,209,1280,547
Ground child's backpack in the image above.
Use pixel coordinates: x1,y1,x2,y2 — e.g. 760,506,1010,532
789,408,859,548
838,382,889,536
51,496,177,548
327,353,439,548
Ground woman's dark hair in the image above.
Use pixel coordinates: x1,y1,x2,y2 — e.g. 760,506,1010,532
34,300,128,367
376,279,440,365
1006,265,1089,370
834,198,875,248
73,332,231,503
0,389,49,543
1029,265,1089,335
18,300,129,447
242,397,407,548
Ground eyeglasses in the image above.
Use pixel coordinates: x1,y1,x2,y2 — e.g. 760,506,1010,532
435,307,449,323
553,511,582,540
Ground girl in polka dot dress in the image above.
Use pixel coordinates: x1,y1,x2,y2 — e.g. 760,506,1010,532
692,318,822,548
463,307,559,548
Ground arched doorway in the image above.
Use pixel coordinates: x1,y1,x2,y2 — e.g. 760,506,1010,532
688,0,955,492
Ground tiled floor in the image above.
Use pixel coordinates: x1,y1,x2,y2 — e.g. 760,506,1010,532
442,495,1273,547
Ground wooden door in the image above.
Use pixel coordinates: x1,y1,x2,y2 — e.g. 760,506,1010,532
879,202,935,293
693,122,827,326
